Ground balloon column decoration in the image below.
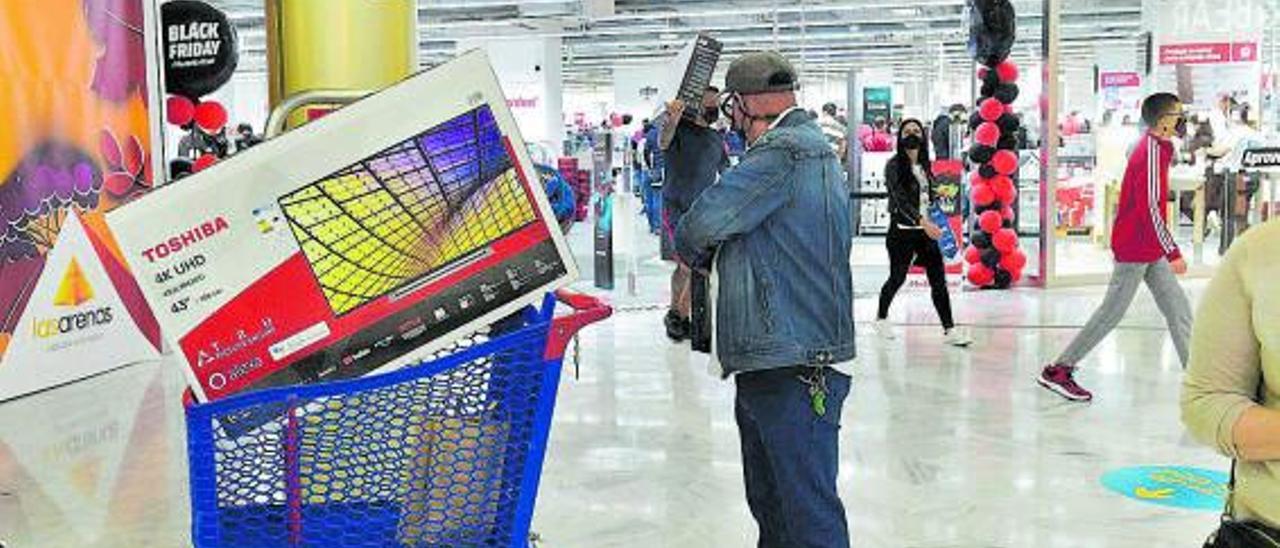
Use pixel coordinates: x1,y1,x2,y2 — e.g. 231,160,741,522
166,95,230,176
964,0,1026,289
160,0,239,179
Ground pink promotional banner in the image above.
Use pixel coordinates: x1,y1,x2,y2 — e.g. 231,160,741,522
1159,42,1259,65
1100,72,1141,88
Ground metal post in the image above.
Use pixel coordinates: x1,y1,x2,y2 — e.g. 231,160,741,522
1040,0,1061,287
847,69,862,235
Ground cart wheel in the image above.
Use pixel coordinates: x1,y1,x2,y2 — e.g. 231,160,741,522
528,531,543,548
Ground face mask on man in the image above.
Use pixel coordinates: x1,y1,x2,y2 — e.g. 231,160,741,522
721,94,750,143
703,107,720,125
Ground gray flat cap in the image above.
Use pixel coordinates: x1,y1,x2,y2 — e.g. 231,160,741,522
724,51,799,95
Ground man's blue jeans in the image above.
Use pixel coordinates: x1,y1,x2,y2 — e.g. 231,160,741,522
640,171,663,234
734,366,851,548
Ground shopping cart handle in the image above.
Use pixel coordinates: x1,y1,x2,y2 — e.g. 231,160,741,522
546,289,613,360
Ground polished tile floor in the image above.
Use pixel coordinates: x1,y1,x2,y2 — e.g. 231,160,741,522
0,199,1228,547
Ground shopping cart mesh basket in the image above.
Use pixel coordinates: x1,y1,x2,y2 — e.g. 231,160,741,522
185,293,606,547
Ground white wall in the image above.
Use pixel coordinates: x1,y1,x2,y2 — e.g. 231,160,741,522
457,37,566,153
564,86,614,128
612,63,669,122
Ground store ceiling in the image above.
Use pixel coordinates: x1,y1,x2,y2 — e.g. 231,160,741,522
218,0,1150,88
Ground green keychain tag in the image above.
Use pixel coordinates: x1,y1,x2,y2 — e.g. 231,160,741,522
812,389,827,417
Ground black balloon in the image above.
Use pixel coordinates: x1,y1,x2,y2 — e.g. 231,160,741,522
981,81,998,98
162,0,239,99
969,111,986,130
971,231,992,250
968,0,1017,66
998,134,1019,150
998,113,1020,133
979,164,998,179
994,268,1014,289
981,248,1002,269
995,83,1020,104
970,144,994,164
983,67,1002,88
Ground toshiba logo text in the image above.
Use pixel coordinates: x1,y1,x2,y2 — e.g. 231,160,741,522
142,217,230,262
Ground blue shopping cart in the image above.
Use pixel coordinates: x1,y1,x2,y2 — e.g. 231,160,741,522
184,291,612,547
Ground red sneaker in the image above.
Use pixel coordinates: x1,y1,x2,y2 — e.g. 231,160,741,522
1037,364,1093,402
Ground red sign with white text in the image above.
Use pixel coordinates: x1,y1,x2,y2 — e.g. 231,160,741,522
1160,42,1259,65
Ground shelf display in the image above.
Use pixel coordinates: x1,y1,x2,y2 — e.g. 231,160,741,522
856,151,894,235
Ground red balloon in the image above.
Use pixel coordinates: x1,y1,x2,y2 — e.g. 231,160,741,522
195,101,228,133
996,60,1020,83
975,122,1000,147
1009,267,1024,282
1001,205,1016,221
167,95,195,126
979,210,1003,234
193,154,218,173
1000,248,1028,271
972,184,995,207
968,263,995,286
991,175,1016,204
964,245,981,265
979,98,1005,122
970,171,992,187
994,228,1019,253
992,149,1018,175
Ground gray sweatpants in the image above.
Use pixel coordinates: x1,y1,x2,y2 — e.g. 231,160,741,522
1056,259,1192,368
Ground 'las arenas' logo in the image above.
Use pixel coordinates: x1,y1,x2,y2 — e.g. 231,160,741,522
32,258,115,339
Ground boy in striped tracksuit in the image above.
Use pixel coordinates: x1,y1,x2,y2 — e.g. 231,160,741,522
1038,93,1193,402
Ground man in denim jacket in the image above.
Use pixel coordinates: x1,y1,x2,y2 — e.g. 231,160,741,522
676,51,855,548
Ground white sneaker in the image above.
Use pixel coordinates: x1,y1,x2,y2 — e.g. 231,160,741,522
944,327,973,347
872,319,897,341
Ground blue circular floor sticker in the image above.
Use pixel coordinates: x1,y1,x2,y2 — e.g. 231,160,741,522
1101,466,1229,511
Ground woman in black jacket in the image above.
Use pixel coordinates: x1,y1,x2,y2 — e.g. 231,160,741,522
874,118,972,347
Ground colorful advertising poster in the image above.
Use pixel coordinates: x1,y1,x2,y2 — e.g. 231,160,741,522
863,87,893,124
0,0,164,400
1099,71,1143,111
107,51,578,403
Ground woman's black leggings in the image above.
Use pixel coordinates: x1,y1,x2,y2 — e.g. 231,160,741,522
877,227,955,329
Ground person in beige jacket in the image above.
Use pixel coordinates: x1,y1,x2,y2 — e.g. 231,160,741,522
1181,219,1280,529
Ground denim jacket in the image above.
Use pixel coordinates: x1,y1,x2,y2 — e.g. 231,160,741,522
675,110,855,375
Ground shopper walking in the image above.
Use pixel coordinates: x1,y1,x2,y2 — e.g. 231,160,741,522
1182,220,1280,539
873,119,972,347
641,118,665,234
658,87,728,342
676,51,854,548
1038,92,1193,402
861,116,894,152
818,102,848,158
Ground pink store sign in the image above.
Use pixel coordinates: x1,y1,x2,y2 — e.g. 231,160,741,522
1100,72,1141,88
1160,42,1258,65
